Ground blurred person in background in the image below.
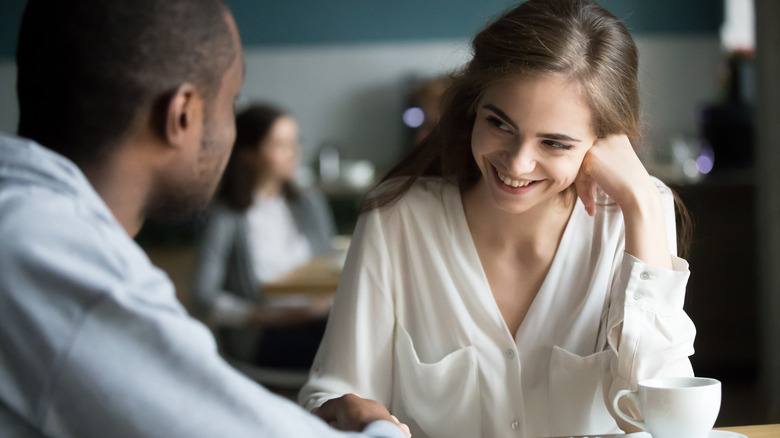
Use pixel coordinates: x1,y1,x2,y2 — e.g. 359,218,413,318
191,103,336,370
0,0,408,436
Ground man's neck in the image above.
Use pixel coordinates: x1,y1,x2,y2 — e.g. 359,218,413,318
80,149,151,238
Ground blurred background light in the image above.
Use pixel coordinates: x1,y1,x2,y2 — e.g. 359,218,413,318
402,107,424,128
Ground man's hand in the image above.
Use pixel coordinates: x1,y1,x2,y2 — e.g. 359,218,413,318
312,393,411,437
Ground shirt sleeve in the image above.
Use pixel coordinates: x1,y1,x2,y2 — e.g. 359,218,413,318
47,291,406,438
2,204,404,438
298,209,396,412
190,208,255,327
604,182,696,420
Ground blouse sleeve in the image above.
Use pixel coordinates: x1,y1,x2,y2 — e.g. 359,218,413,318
190,208,255,327
298,208,396,412
604,180,696,420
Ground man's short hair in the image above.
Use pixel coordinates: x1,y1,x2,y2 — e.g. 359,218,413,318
16,0,237,166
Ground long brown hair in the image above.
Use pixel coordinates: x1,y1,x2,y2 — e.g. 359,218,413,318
366,0,691,256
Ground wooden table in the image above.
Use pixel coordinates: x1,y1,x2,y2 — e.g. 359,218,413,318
717,423,780,437
548,424,780,437
263,255,342,297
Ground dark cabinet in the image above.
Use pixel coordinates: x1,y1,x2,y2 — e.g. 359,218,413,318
673,178,761,426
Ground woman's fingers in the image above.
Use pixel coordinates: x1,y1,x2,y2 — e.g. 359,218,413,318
578,134,654,212
575,170,597,217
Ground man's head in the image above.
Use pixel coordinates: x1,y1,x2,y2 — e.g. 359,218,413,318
16,0,244,225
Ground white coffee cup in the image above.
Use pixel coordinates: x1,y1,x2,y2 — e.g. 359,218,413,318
612,377,721,438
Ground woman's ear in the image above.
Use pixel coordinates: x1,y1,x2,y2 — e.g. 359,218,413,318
164,83,203,149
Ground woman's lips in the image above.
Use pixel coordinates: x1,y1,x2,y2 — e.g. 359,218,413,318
492,165,538,192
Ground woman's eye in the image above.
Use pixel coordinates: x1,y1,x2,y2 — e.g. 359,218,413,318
486,116,511,132
542,140,573,150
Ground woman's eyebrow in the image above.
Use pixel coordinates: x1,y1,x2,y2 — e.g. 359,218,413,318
482,104,518,130
536,133,582,142
483,104,582,142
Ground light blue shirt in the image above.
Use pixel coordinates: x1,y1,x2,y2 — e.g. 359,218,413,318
0,133,404,438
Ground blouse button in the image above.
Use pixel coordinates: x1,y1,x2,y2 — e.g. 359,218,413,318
633,291,642,300
505,349,516,360
510,419,520,430
640,271,652,280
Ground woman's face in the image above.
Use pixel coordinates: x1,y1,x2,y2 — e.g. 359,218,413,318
257,116,300,182
470,74,597,215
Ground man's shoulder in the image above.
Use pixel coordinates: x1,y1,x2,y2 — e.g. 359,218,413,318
0,177,180,312
0,186,80,244
0,181,93,237
0,183,132,287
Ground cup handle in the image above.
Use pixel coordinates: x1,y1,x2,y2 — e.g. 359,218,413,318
612,389,647,432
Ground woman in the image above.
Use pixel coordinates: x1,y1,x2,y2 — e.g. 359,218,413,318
192,103,335,368
299,1,696,437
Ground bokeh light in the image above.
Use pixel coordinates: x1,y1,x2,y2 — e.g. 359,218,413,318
696,143,715,174
402,107,425,128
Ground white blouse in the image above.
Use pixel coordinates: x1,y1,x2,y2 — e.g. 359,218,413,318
299,177,695,438
245,193,311,283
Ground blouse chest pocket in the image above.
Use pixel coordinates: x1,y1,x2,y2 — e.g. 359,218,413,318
548,346,620,436
391,323,481,438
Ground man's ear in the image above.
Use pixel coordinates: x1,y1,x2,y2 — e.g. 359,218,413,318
164,83,203,148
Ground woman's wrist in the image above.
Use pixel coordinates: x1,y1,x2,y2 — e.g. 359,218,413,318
620,181,664,222
621,184,673,269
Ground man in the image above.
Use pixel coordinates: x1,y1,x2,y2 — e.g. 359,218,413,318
0,0,409,437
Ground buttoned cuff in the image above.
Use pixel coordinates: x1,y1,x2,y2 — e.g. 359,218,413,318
363,420,408,438
622,253,690,315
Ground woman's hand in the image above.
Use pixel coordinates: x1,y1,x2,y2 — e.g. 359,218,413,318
312,393,412,437
575,134,673,269
574,134,657,217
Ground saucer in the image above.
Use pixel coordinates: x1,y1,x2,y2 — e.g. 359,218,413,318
624,431,746,438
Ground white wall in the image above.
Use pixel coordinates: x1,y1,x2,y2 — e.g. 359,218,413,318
637,35,724,149
239,40,472,168
0,35,723,171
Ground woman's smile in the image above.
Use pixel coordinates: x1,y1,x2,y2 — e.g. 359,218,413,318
493,164,540,193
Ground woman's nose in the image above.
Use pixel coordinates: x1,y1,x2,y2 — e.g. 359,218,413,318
508,143,537,174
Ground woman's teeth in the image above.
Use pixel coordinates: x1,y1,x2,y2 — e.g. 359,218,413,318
498,172,531,188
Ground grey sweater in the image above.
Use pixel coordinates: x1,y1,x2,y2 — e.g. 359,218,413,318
190,188,336,361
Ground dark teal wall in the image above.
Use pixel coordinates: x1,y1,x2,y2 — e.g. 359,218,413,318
0,1,26,61
228,0,723,46
0,0,723,60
